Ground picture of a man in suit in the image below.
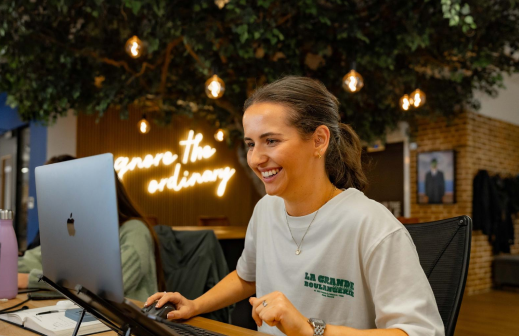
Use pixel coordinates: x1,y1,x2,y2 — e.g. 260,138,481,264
425,158,445,203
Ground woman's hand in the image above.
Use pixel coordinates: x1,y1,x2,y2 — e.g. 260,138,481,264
249,291,313,336
144,292,198,320
18,273,29,289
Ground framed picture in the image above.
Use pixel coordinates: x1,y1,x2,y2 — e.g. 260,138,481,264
417,150,456,204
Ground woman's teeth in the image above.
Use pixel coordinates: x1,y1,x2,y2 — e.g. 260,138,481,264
262,168,280,178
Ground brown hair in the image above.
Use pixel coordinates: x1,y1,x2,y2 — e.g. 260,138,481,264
244,76,368,191
114,173,166,291
45,154,76,165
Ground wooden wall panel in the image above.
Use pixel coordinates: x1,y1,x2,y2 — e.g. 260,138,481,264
77,107,262,227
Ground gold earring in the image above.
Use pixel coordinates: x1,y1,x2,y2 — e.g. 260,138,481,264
318,149,322,159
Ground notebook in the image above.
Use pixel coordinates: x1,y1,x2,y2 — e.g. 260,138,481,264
0,300,110,336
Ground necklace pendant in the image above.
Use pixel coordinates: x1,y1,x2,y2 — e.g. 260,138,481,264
295,249,301,255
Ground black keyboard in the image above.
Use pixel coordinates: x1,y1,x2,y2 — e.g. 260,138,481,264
167,323,228,336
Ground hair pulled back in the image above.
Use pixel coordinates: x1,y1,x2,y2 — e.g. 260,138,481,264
244,76,368,191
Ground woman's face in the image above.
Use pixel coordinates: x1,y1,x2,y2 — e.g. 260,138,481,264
243,103,318,197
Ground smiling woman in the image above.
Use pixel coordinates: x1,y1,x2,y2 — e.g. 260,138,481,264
243,77,368,204
146,76,445,336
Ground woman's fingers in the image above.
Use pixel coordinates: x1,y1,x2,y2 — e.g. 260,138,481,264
144,292,166,307
166,294,197,320
256,298,280,327
145,292,184,309
250,291,297,335
145,291,196,320
156,292,183,308
249,297,264,327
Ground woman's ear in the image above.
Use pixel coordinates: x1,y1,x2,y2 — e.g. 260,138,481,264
313,125,331,156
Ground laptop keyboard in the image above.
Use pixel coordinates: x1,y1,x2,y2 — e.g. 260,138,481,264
168,323,228,336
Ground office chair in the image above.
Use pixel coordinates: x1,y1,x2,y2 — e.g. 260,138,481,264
405,215,472,336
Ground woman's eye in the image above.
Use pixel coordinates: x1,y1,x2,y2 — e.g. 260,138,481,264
266,139,278,145
245,142,254,150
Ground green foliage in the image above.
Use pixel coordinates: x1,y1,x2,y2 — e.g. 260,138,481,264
1,0,518,142
441,0,477,32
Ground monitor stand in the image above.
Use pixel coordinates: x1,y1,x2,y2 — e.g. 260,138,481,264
38,275,178,336
71,308,86,336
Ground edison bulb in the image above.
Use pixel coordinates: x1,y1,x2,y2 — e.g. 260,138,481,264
138,117,150,134
205,75,225,99
342,70,364,93
411,89,426,108
125,36,144,58
400,94,411,111
215,0,230,9
214,129,226,142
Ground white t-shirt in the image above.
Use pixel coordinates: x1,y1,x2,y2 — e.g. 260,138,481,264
236,188,444,336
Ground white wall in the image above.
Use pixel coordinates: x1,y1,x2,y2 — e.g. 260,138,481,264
46,111,77,160
475,74,519,126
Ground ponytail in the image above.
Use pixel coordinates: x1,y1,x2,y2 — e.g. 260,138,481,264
325,123,368,191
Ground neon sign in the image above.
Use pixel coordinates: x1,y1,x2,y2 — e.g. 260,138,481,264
114,130,236,197
114,152,178,178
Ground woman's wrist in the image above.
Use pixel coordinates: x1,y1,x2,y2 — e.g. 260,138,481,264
192,297,203,316
301,318,315,336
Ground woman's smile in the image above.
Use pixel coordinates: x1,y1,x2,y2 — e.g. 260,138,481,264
259,167,283,182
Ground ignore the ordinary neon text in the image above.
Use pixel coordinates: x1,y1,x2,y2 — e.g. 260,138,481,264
114,130,234,197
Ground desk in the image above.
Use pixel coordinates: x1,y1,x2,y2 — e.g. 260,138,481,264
172,226,247,240
0,294,266,336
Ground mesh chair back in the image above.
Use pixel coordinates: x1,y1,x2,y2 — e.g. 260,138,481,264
404,216,472,336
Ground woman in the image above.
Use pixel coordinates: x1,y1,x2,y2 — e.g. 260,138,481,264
18,155,165,302
146,77,444,336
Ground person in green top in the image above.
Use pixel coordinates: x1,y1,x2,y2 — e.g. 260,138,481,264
17,155,165,302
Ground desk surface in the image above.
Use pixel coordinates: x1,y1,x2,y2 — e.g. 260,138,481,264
0,294,266,336
172,226,247,240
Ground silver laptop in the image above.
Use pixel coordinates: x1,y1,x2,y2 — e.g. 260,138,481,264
35,153,124,303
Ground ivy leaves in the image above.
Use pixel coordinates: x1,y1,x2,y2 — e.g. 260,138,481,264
441,0,477,33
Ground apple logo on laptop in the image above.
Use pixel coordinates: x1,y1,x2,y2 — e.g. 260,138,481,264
67,213,76,236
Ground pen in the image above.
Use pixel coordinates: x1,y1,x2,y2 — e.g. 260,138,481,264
36,310,60,316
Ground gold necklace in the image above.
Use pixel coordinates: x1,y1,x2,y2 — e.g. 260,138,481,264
284,185,337,255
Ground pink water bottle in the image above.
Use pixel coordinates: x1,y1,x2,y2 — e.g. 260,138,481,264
0,209,18,299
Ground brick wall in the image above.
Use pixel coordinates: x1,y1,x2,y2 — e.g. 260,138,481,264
410,111,519,295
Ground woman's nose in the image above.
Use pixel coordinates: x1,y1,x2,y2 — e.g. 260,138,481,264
248,147,268,168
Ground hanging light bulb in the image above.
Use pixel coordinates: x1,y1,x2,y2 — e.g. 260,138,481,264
410,89,426,108
342,70,364,93
214,128,227,142
214,0,230,9
400,94,411,111
138,115,150,134
205,74,225,99
125,36,145,58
